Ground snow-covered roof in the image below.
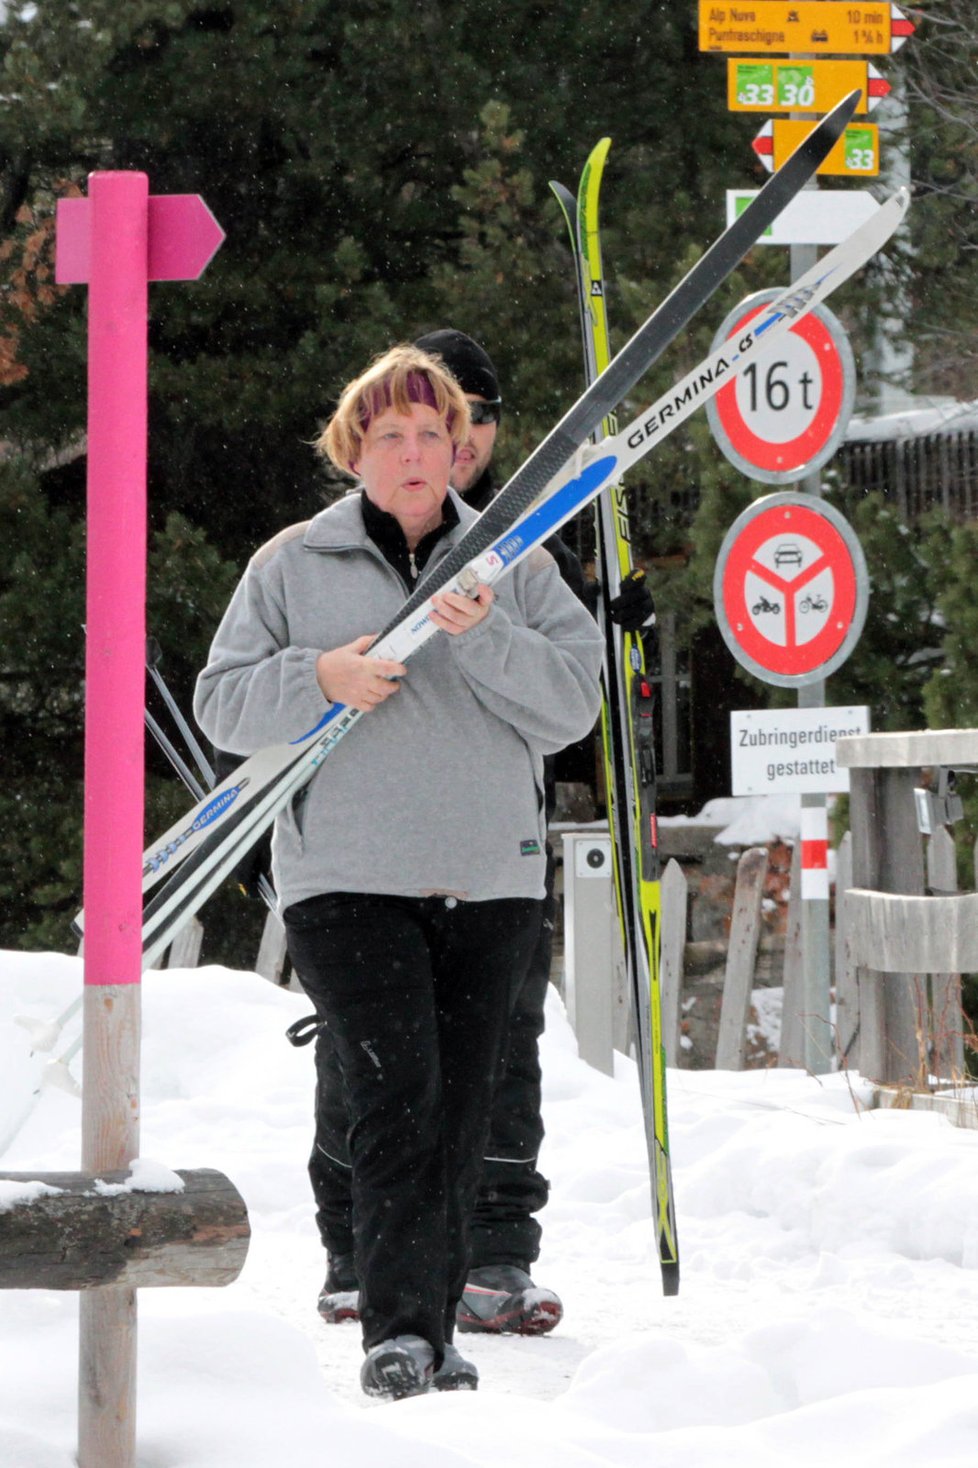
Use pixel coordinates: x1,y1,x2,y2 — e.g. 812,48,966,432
846,397,978,444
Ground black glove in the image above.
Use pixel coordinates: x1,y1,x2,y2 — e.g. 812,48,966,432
607,569,655,633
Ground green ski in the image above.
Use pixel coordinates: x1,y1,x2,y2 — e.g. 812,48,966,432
551,143,678,1293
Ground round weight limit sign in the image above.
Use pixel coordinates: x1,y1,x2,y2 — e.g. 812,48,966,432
713,493,869,687
706,290,855,484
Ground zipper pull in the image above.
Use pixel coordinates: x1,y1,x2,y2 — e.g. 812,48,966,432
409,551,419,580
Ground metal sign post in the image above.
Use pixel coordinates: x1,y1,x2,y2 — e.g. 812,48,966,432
699,0,913,1078
714,489,869,1073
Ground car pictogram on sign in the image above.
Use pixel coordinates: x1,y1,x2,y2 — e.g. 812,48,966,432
773,542,803,569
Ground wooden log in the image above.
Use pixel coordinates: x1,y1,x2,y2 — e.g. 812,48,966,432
0,1168,249,1290
659,859,687,1067
715,846,768,1071
927,828,965,1081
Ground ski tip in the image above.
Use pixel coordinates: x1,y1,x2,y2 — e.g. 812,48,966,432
817,88,862,145
890,186,912,221
586,136,613,169
549,178,575,213
661,1261,680,1298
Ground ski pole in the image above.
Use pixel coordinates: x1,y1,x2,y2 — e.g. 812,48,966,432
15,992,83,1052
146,635,216,787
144,690,279,915
146,707,207,801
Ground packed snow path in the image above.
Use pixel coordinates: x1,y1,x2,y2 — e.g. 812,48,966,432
2,950,978,1467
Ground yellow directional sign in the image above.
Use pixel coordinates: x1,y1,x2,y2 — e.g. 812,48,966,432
727,58,890,114
700,2,915,57
753,118,880,177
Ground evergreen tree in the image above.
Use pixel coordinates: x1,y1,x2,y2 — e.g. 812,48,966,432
903,0,978,399
0,2,750,956
825,486,949,732
1,2,959,959
923,520,978,729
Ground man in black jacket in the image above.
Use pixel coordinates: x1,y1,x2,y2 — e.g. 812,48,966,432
311,329,653,1337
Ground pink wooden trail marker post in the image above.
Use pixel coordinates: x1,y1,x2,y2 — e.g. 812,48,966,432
56,171,224,1468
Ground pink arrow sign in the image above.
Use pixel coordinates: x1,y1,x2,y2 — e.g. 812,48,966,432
56,172,225,1006
55,192,225,284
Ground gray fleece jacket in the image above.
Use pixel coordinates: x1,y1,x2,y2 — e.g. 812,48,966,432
193,490,603,908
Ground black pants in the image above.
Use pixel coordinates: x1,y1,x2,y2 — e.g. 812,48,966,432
284,891,541,1359
308,852,555,1274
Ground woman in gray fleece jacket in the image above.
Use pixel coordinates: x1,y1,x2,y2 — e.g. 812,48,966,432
194,344,603,1401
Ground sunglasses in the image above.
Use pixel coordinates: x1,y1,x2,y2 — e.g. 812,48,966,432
467,398,502,426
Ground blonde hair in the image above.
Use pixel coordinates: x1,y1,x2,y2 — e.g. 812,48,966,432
317,344,471,476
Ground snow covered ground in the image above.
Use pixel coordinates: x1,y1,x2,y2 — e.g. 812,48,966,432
3,948,978,1467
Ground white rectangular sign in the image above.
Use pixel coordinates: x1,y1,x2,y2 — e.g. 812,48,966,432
731,706,871,795
726,188,879,246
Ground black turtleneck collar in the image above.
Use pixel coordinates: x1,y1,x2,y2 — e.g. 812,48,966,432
359,489,460,590
459,467,494,514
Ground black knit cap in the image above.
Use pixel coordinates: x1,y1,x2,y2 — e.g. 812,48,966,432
414,328,501,405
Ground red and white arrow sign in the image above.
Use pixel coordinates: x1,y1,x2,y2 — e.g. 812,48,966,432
753,121,775,172
891,6,915,51
866,64,891,109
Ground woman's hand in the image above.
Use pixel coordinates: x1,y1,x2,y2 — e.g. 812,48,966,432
430,583,494,636
315,636,407,711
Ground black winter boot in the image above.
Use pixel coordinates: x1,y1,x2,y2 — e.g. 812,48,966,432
317,1251,359,1323
456,1264,562,1335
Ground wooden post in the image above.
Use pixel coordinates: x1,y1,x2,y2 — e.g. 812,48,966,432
926,828,965,1081
834,832,859,1065
715,847,768,1070
659,860,687,1067
255,910,290,987
848,765,926,1084
167,915,205,970
779,840,804,1067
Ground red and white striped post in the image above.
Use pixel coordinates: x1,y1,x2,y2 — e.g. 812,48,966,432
56,172,224,1468
800,805,830,901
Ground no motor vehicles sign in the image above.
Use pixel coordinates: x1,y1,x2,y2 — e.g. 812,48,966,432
713,492,868,687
